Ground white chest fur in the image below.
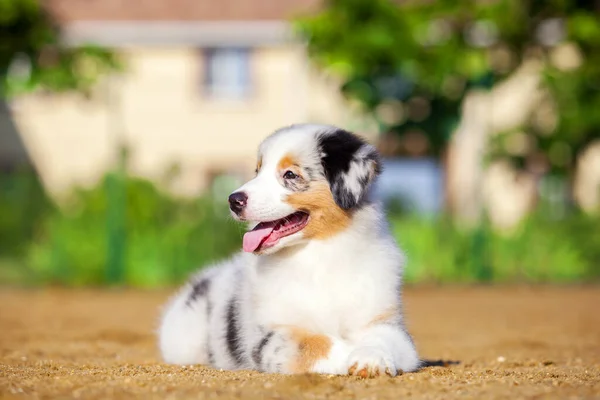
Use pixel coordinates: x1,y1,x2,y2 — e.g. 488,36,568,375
251,208,404,341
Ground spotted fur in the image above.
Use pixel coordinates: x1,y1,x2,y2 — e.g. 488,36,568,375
318,129,381,210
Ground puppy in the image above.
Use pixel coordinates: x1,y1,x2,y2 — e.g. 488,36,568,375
158,124,420,377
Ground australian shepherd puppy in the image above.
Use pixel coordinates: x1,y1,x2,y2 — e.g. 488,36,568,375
158,124,420,378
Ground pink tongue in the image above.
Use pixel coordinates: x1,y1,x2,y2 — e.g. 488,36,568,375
243,225,276,252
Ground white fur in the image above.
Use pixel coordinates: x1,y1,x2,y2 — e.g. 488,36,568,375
158,124,420,376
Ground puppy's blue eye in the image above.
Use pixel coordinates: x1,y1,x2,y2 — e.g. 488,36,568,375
283,170,297,180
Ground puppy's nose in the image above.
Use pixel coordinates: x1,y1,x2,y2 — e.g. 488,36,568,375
228,192,248,215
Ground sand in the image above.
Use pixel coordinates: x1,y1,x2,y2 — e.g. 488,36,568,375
1,286,599,399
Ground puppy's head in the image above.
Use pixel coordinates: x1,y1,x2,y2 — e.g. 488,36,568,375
229,124,381,254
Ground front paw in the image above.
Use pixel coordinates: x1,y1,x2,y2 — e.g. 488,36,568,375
346,347,398,378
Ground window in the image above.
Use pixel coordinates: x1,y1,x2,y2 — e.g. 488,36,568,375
203,48,252,99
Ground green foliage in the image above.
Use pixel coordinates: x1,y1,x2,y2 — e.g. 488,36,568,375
0,168,53,284
295,0,600,173
393,212,600,284
0,168,52,255
1,171,598,287
0,0,120,96
24,174,242,287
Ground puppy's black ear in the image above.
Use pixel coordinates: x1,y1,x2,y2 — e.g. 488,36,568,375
318,129,382,210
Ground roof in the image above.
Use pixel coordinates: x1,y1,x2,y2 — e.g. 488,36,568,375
45,0,320,22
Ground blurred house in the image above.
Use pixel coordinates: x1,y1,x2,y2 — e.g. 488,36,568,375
2,1,596,223
373,158,444,216
1,0,379,199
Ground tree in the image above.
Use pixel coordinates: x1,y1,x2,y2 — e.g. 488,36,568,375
1,0,123,282
0,0,119,97
295,0,600,178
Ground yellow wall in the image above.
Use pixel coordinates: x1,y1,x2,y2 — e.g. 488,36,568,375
5,45,376,198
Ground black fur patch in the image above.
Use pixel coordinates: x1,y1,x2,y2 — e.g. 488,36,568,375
225,297,245,366
252,331,274,367
319,129,364,179
186,277,210,307
318,129,381,209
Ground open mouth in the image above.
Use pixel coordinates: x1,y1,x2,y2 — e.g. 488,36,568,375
242,211,309,253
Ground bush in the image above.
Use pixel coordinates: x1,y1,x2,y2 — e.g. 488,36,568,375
0,168,52,256
25,173,242,287
392,212,600,284
1,169,598,287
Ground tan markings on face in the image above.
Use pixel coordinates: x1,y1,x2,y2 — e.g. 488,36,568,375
285,327,332,373
278,154,297,170
368,306,400,327
285,181,351,239
277,153,309,191
277,154,302,175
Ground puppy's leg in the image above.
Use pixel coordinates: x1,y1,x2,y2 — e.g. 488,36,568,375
251,326,352,375
346,323,420,378
158,276,212,365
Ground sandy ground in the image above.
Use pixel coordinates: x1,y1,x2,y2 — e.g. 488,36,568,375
0,286,599,400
